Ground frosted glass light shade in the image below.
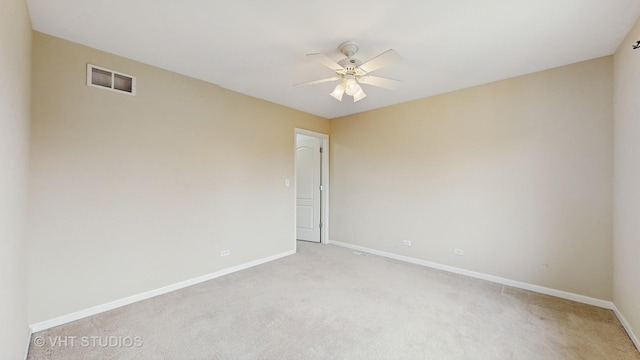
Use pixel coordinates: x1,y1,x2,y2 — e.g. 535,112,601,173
345,78,360,96
353,87,367,102
330,82,345,101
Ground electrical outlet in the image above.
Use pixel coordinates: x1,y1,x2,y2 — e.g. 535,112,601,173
221,250,230,256
403,240,412,246
453,248,464,256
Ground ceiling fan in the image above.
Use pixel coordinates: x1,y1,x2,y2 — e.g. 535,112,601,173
295,41,402,102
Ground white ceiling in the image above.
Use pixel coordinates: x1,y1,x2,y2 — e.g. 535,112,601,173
27,0,640,119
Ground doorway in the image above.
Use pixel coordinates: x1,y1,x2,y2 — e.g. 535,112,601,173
295,129,329,245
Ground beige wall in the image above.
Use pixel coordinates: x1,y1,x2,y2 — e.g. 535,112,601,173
0,0,31,357
28,32,328,323
613,16,640,345
330,57,613,300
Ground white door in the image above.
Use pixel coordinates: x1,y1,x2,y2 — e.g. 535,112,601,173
296,134,322,242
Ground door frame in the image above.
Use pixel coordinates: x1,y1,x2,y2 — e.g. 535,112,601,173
294,128,330,247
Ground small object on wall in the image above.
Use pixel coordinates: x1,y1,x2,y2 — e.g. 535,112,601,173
633,40,640,50
87,64,136,95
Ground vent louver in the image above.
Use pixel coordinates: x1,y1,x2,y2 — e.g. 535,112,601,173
87,64,136,95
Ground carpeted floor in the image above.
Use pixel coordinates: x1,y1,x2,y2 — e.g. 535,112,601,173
28,241,640,359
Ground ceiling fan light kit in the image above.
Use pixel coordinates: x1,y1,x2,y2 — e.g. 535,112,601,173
295,40,402,103
352,87,367,102
330,82,345,101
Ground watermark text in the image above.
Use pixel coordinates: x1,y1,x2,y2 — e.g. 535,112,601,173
33,335,143,348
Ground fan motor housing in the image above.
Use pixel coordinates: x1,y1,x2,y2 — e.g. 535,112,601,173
338,58,362,72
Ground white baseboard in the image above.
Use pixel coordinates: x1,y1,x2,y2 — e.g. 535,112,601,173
327,240,614,309
612,305,640,352
29,250,296,333
328,240,640,351
23,327,32,360
25,241,640,354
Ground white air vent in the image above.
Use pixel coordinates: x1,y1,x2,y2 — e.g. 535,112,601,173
87,64,136,95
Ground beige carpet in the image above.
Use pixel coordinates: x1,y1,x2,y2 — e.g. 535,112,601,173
28,241,639,359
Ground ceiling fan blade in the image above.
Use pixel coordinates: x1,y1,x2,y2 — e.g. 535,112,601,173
294,76,341,87
307,53,344,72
359,49,402,73
358,75,402,90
